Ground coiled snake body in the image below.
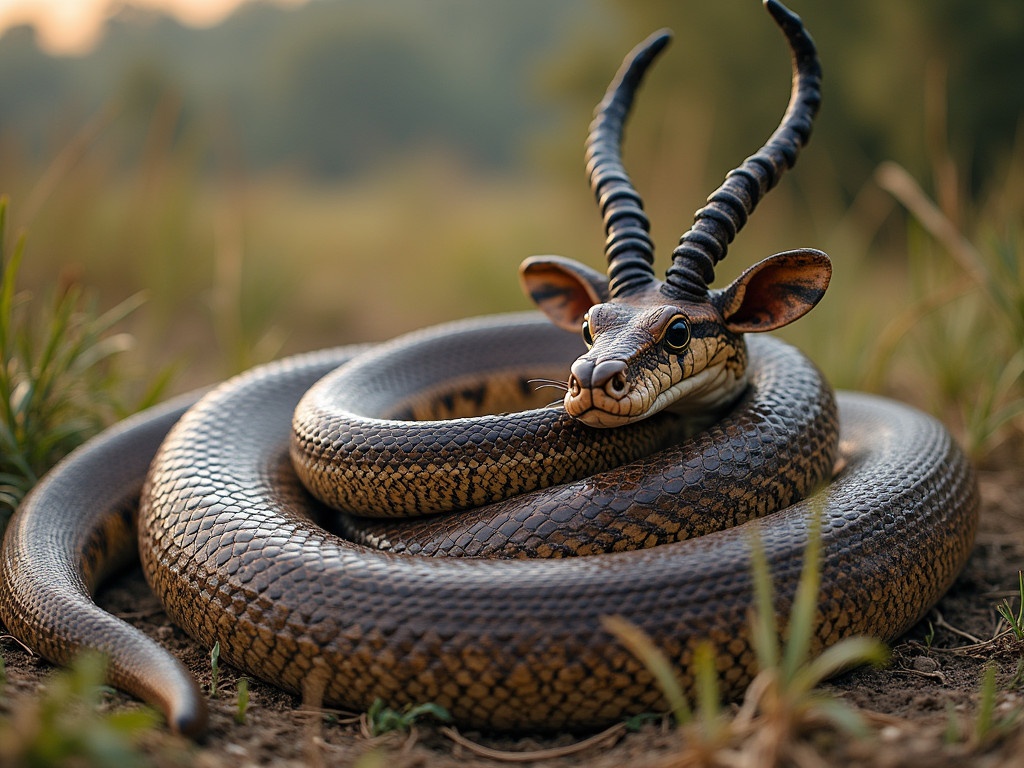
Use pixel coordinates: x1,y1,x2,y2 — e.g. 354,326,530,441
0,1,979,737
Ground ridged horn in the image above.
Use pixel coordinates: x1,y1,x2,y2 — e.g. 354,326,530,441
585,29,672,299
663,0,822,301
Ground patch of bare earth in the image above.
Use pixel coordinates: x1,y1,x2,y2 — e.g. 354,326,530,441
1,442,1022,767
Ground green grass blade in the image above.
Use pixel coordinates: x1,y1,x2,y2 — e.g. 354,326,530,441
93,291,149,332
0,233,27,426
781,502,824,685
603,615,692,725
403,702,451,724
235,678,250,725
802,695,871,737
0,209,156,519
692,641,723,738
996,571,1024,640
790,636,889,695
974,665,997,742
748,528,780,672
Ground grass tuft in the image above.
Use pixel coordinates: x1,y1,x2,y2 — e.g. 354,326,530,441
873,117,1024,456
996,572,1024,641
0,196,170,526
364,698,451,737
209,641,221,697
605,502,890,764
736,504,890,762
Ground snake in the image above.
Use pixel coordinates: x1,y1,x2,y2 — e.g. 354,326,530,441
0,0,978,738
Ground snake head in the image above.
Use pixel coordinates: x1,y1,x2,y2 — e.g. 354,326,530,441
520,1,830,428
521,248,831,427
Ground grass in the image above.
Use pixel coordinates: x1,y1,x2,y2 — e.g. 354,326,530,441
598,512,1024,765
997,572,1024,641
869,74,1024,457
974,665,999,745
942,664,1023,749
209,641,221,697
364,698,451,737
0,197,170,526
874,160,1024,456
0,653,160,768
207,640,254,724
745,510,890,740
235,678,250,725
605,503,890,766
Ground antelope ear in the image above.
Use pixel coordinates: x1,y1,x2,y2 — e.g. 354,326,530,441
519,255,610,333
712,248,831,333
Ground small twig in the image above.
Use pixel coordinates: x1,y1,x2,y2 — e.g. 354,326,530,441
0,633,35,656
980,588,1024,600
358,712,373,740
914,628,1019,655
400,727,419,755
440,722,628,762
893,668,948,685
300,703,361,725
932,611,985,645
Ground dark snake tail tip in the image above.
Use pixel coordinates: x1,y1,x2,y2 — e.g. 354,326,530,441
169,700,209,737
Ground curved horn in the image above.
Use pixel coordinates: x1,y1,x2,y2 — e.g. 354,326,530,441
664,0,822,301
586,29,672,299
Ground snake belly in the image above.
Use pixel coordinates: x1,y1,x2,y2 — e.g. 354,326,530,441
0,312,978,735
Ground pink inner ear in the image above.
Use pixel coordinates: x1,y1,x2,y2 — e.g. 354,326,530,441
520,261,605,333
720,250,831,333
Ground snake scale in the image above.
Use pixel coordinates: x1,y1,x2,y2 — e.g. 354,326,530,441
0,0,978,738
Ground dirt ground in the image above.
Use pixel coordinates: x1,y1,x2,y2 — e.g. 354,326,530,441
1,442,1023,767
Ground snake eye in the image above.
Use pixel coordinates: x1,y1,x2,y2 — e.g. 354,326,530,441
581,316,594,348
663,316,691,353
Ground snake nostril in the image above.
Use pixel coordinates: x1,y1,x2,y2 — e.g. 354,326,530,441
606,372,629,398
568,375,582,397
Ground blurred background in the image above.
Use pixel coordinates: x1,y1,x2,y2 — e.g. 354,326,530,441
0,0,1022,453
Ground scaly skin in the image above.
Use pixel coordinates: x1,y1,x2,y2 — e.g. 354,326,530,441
0,316,978,736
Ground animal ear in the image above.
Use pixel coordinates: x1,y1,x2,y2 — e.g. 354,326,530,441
712,248,831,333
519,255,610,333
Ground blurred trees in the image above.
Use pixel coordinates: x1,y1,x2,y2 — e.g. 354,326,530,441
0,0,1019,194
0,0,591,178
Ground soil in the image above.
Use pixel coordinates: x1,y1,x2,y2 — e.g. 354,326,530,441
1,443,1023,767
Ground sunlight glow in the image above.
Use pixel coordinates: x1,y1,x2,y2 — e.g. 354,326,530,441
0,0,307,55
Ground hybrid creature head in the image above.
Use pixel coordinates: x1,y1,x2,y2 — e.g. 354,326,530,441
521,0,831,428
